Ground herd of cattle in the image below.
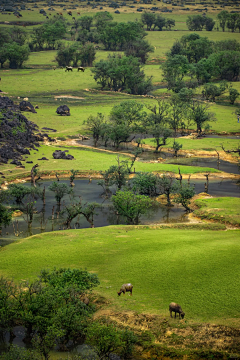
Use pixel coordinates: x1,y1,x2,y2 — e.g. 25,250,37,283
117,283,185,319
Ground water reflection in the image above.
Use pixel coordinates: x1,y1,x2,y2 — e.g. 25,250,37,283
0,178,239,247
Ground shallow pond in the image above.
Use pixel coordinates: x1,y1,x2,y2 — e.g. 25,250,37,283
0,178,239,247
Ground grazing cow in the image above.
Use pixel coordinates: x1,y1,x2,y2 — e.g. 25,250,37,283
65,66,73,72
68,11,72,16
117,283,133,296
169,302,185,319
77,12,80,15
78,67,85,72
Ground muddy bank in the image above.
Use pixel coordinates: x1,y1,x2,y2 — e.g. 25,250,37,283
94,309,240,359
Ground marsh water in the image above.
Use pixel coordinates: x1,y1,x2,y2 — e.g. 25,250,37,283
0,178,239,248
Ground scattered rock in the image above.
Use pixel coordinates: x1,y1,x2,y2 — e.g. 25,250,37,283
53,150,74,160
38,157,49,160
19,100,37,113
56,105,70,116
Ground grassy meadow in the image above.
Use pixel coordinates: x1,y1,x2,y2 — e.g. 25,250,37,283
0,226,239,325
194,197,240,227
0,3,240,338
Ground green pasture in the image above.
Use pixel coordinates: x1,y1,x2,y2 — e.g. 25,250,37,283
0,226,239,324
1,64,239,135
194,197,240,227
0,144,219,184
144,137,240,152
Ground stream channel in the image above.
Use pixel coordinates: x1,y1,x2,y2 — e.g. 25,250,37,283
0,177,239,248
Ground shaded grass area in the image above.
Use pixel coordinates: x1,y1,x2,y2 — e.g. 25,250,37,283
144,137,240,152
0,226,239,325
0,144,219,184
194,197,240,227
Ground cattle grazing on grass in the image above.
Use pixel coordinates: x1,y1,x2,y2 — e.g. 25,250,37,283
117,283,133,296
65,66,73,72
169,302,185,319
78,67,85,72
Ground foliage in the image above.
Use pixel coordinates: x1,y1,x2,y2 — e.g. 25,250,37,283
0,42,30,69
56,43,95,67
150,125,172,152
84,113,105,147
228,86,239,105
207,50,240,81
161,54,190,92
0,268,99,357
172,139,183,157
62,199,99,228
132,172,159,196
92,55,152,95
158,175,178,206
202,82,227,102
99,21,146,51
9,26,27,46
170,34,214,64
48,182,71,207
103,156,129,190
112,190,153,225
32,16,67,50
188,101,216,134
217,10,229,32
0,345,40,360
174,184,195,211
186,15,215,31
141,12,175,31
124,38,154,64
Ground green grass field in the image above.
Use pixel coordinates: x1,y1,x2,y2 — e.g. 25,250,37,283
0,144,219,184
0,226,239,325
194,197,240,226
144,136,240,152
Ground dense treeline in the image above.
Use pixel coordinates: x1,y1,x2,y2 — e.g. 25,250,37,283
162,33,240,93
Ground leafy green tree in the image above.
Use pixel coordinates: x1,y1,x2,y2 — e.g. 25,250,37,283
132,172,159,196
174,184,195,212
154,14,166,30
110,100,146,131
165,19,175,30
170,34,214,64
34,17,67,49
204,17,215,31
62,200,99,228
9,26,27,46
55,44,77,66
94,11,113,30
78,15,93,31
8,184,35,205
146,98,170,126
168,94,186,135
99,21,146,51
0,191,13,232
214,39,240,52
78,42,96,67
48,182,71,207
172,139,183,157
112,190,153,225
2,42,29,69
217,10,229,32
161,54,190,92
207,51,240,81
104,156,129,190
0,28,12,47
0,345,40,360
92,55,152,95
186,15,206,31
226,13,240,32
0,45,9,68
0,277,17,336
195,57,215,84
150,125,172,153
202,82,227,102
124,38,154,64
158,175,178,206
189,101,216,134
84,113,105,147
228,86,239,105
141,12,156,30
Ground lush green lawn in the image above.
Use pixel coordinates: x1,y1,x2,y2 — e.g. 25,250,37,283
0,144,219,184
144,137,240,152
0,226,239,324
194,197,240,227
